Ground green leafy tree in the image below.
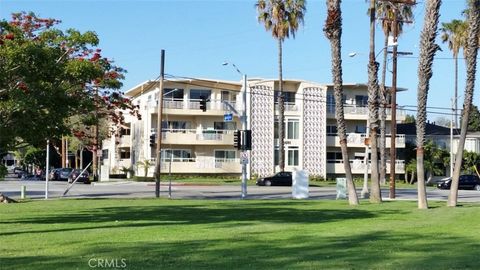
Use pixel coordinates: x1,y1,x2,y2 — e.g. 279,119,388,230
461,150,480,174
256,0,306,172
0,12,140,178
403,114,416,123
466,104,480,131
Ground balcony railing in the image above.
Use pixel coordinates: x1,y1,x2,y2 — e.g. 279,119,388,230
327,133,406,146
327,159,405,171
275,102,298,112
327,105,406,117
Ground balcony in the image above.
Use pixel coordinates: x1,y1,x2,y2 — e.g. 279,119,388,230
326,159,405,174
326,105,406,120
274,102,299,113
326,134,406,148
155,129,235,145
146,157,241,174
156,99,242,116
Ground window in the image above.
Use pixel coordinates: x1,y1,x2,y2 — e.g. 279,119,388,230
287,147,299,166
190,89,211,100
161,149,192,161
214,122,237,131
163,121,191,131
327,152,342,161
120,126,131,136
274,148,279,166
102,149,109,159
214,150,236,160
287,119,299,139
355,95,368,106
164,88,184,100
274,120,279,139
221,91,232,102
326,125,338,135
355,125,367,134
119,148,130,159
274,91,296,103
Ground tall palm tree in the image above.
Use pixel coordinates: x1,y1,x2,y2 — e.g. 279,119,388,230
376,2,413,186
256,0,306,172
440,19,468,128
367,0,381,203
324,0,359,205
416,0,442,210
448,0,480,207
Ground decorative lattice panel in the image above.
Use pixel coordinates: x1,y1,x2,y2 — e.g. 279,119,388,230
302,87,327,178
250,85,274,177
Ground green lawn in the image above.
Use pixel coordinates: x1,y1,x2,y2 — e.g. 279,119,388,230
1,199,480,270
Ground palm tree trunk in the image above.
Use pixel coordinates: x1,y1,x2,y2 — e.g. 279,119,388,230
448,0,480,207
324,0,359,205
368,0,381,203
379,32,389,186
416,0,442,210
278,39,285,172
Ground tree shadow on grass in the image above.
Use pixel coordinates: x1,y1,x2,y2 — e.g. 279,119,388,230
2,230,479,270
0,200,410,237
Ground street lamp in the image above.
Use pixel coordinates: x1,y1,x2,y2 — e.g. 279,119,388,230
223,61,248,199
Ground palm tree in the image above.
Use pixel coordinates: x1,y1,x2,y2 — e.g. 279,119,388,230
136,159,152,177
367,0,381,203
448,0,480,207
440,19,468,128
256,0,306,172
416,0,442,209
376,2,413,186
324,0,359,205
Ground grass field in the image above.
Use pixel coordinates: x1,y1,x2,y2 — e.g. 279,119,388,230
1,199,480,269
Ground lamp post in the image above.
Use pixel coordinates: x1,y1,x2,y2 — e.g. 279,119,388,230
223,62,248,199
450,96,461,177
45,140,50,199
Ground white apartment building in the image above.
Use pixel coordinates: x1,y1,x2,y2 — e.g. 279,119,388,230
101,78,405,179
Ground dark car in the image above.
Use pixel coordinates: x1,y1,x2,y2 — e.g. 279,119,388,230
49,168,61,180
68,169,90,184
437,175,480,191
56,168,74,181
256,172,292,186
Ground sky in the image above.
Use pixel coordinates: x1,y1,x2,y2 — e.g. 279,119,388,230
1,0,477,122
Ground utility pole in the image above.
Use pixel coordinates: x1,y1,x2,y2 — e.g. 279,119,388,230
241,74,248,199
389,7,398,199
154,50,165,198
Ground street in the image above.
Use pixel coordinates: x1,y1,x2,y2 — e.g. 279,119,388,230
2,177,480,202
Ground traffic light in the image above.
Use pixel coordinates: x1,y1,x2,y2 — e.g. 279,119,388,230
149,134,156,147
233,130,242,150
243,130,252,150
199,96,207,112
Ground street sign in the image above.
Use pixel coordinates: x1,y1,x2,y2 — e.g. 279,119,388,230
224,113,233,122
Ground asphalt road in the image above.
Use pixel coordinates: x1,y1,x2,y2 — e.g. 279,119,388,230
2,176,480,202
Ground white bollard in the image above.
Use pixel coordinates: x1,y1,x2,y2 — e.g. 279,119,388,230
21,185,26,199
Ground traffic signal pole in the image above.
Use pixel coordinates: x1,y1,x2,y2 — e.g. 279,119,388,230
241,74,248,199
